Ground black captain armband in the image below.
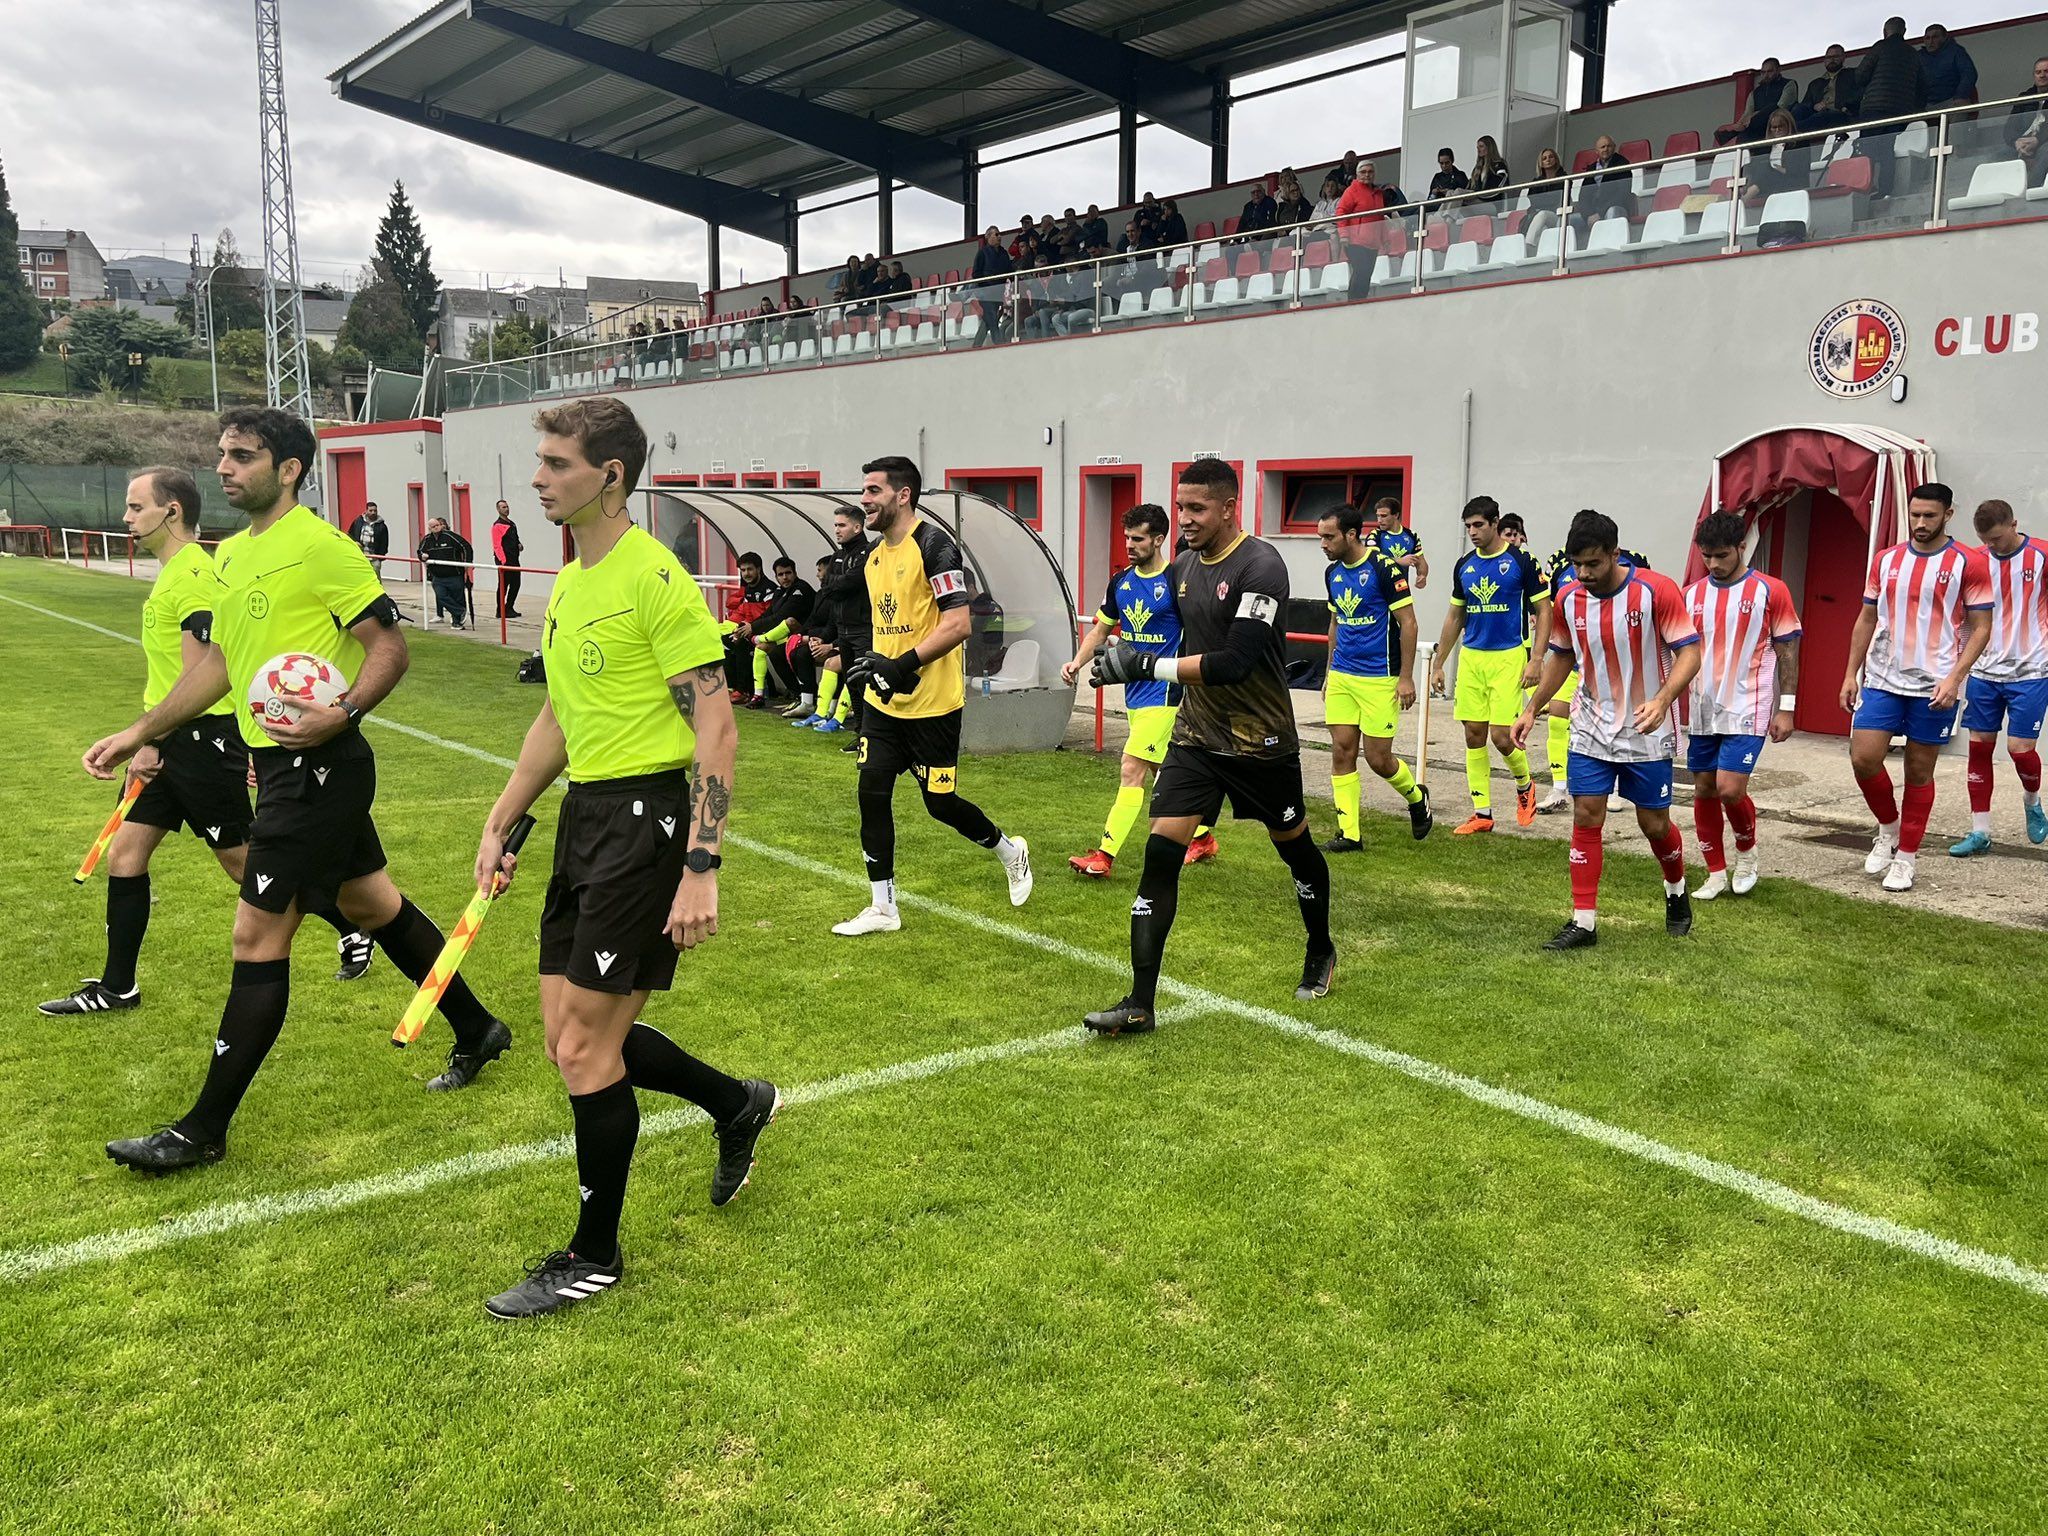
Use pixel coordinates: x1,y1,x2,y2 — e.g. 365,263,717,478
348,595,404,629
180,610,214,644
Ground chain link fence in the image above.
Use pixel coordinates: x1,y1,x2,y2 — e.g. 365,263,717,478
0,464,214,532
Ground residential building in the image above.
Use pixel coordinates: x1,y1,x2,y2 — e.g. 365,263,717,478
17,229,108,302
587,275,702,339
437,282,588,359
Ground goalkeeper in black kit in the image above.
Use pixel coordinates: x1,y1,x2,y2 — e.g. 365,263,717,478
1083,458,1336,1035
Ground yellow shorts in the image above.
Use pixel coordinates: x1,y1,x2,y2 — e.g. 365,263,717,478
1326,673,1399,738
1124,705,1177,765
1454,645,1528,726
1551,667,1579,709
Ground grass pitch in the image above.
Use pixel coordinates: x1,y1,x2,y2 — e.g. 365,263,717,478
2,557,2046,1535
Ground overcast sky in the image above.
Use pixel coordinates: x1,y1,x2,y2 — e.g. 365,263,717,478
1,0,2030,295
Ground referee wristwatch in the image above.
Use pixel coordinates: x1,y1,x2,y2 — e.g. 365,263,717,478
685,848,722,874
338,697,366,730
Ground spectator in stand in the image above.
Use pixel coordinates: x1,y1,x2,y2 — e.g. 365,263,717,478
1523,147,1570,246
836,254,863,299
1237,178,1278,239
1083,204,1110,248
1158,199,1189,247
1335,159,1406,299
1332,150,1361,191
1116,219,1147,257
969,225,1013,348
1746,109,1812,197
859,253,883,294
1059,209,1087,252
1468,135,1512,205
1798,43,1863,129
1424,147,1471,220
1136,193,1165,246
1311,172,1344,225
1273,169,1313,228
417,516,471,630
2010,58,2048,178
1010,215,1038,263
347,500,389,576
1855,16,1929,199
1717,58,1797,144
1920,23,1978,110
1571,134,1635,237
491,499,523,620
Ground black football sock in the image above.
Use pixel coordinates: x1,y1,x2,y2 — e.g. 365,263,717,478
1274,831,1334,953
620,1022,748,1122
304,900,356,939
100,874,151,994
1129,833,1186,1012
176,957,289,1143
568,1074,639,1266
921,788,1002,848
370,897,492,1048
857,779,896,883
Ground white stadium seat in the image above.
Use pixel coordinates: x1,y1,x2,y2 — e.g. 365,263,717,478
1584,217,1631,254
796,338,818,360
1743,189,1810,233
2030,166,2048,202
1442,240,1481,274
1115,290,1144,319
1654,158,1697,191
1703,149,1739,185
983,639,1040,693
1317,260,1350,294
1949,160,2030,211
1146,285,1179,317
1483,232,1527,266
1636,208,1687,247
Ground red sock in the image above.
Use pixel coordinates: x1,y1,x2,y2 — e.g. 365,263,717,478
1649,824,1686,886
1569,825,1603,913
2014,748,2043,796
1857,770,1899,827
1967,738,1995,813
1694,795,1726,872
1899,780,1936,854
1727,794,1758,851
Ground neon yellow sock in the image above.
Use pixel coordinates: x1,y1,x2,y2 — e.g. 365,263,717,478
1332,772,1361,840
1195,824,1213,840
833,688,853,722
1506,748,1531,789
815,670,840,717
1466,747,1493,813
752,647,770,691
1383,760,1421,804
1548,715,1570,784
1102,784,1145,856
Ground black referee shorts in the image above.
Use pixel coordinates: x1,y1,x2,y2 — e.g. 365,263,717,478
241,731,387,915
858,705,963,795
539,769,691,995
129,713,251,850
1150,744,1309,833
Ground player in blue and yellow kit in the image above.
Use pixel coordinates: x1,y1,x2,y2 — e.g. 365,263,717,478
1067,503,1215,876
1428,495,1550,832
1369,496,1428,589
1319,503,1432,851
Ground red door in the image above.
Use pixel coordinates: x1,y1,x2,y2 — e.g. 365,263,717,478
1797,490,1865,736
451,484,473,544
328,449,366,530
1078,468,1138,611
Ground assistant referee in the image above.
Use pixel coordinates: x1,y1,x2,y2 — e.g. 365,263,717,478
475,397,776,1320
86,407,513,1172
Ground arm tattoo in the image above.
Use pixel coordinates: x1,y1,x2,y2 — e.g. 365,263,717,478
691,765,731,846
669,678,694,723
669,664,725,724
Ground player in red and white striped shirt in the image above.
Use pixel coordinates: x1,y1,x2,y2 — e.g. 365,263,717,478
1841,483,1992,892
1683,514,1802,900
1515,511,1700,951
1951,498,2048,857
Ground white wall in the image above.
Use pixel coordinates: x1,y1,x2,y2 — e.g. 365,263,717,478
445,217,2047,642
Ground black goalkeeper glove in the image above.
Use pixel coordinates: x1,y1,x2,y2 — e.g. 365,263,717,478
1090,639,1166,689
848,649,922,703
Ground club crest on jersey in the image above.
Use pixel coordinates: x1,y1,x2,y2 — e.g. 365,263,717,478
878,592,899,625
1152,581,1168,602
579,639,604,674
246,591,269,618
1216,580,1230,601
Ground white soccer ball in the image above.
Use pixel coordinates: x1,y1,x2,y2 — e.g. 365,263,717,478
247,652,350,725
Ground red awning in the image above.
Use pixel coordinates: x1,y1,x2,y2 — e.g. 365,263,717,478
1689,425,1937,582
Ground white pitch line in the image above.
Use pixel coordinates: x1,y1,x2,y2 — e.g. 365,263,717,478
12,581,2048,1300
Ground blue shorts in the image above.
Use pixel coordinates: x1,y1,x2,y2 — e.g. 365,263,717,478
1962,676,2048,740
1685,733,1767,775
1566,756,1674,808
1852,688,1958,745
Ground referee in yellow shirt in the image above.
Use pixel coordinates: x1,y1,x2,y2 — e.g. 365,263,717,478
475,398,776,1319
85,407,513,1172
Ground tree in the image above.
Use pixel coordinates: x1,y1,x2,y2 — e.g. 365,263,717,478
62,307,191,386
337,267,419,370
184,228,264,335
0,158,44,371
466,311,546,361
217,328,266,370
373,181,440,343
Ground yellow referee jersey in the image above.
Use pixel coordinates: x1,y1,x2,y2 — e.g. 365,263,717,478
543,524,726,782
140,540,220,710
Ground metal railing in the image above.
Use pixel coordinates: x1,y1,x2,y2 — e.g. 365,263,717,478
445,93,2044,412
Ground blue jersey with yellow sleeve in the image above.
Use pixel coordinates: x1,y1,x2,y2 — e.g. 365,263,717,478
1371,527,1422,565
1452,544,1549,652
1325,550,1413,678
1099,561,1182,709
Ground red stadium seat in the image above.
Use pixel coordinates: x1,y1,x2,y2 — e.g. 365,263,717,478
1621,139,1652,166
1814,156,1874,197
1223,215,1242,235
1663,130,1702,157
1199,257,1228,283
1302,239,1333,267
1380,225,1412,258
1652,185,1691,212
1195,220,1217,239
1455,216,1495,245
1501,209,1528,236
1270,246,1299,274
1573,148,1599,173
1233,249,1261,278
1420,221,1451,253
945,268,961,284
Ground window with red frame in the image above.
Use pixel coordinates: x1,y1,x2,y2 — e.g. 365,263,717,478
946,469,1042,530
1264,461,1409,536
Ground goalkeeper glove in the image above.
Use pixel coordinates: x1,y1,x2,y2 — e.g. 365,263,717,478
848,649,922,703
1090,639,1170,689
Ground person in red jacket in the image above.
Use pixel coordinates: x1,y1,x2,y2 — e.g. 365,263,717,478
491,499,524,619
1334,161,1408,300
719,552,777,703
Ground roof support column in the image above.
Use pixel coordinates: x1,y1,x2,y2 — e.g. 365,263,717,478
1210,82,1230,186
706,220,722,296
961,153,980,240
1117,102,1138,207
1579,0,1612,107
877,171,894,258
785,202,800,276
